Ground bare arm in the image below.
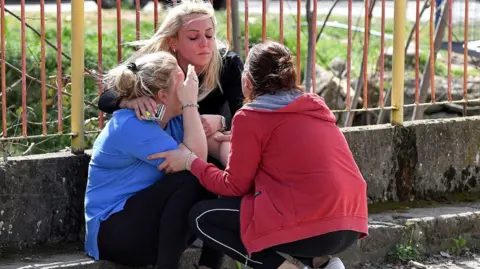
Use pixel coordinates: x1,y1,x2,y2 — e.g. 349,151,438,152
182,106,208,161
207,133,230,167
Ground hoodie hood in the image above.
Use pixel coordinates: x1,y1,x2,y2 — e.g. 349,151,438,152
242,91,337,123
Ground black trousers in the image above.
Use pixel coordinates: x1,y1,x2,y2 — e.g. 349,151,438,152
97,171,223,269
189,197,361,269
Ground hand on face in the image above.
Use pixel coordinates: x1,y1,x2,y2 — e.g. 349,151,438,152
175,64,199,105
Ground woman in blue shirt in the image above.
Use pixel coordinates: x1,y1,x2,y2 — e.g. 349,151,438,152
85,51,214,269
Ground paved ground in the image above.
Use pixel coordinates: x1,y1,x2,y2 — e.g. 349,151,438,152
356,253,480,269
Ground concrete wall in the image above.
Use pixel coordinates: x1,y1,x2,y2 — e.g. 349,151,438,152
1,116,479,249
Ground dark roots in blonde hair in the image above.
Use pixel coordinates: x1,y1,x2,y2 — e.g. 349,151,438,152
103,51,179,100
243,41,303,102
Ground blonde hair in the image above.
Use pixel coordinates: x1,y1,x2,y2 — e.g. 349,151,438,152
127,0,225,101
104,51,179,100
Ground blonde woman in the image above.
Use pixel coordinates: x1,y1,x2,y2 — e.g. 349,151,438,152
98,0,244,140
85,52,221,269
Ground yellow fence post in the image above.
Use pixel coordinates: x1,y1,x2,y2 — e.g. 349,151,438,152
71,0,85,154
391,0,406,126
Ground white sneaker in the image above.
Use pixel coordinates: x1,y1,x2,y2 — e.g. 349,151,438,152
322,257,345,269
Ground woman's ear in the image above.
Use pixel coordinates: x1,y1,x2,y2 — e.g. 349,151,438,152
156,90,169,105
169,38,177,53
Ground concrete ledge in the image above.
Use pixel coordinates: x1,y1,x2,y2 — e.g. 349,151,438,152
2,204,480,269
1,116,480,250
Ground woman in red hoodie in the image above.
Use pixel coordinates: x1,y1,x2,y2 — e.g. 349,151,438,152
149,41,369,269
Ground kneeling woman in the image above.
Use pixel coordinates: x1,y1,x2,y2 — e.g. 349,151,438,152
149,42,369,269
85,52,220,269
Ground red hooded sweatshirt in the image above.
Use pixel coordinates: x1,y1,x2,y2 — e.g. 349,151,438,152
191,92,369,255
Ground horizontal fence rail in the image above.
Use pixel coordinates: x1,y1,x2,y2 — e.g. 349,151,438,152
0,0,479,157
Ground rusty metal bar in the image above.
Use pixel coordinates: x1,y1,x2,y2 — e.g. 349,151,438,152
379,0,385,107
279,0,284,43
429,0,435,102
227,0,232,47
311,0,317,93
41,0,47,135
136,0,140,41
463,0,469,108
154,0,158,31
363,0,369,109
20,0,27,136
415,0,420,104
116,0,122,63
447,0,452,101
57,0,63,133
262,0,266,42
296,0,300,84
98,0,104,128
244,0,249,56
0,133,76,142
346,0,352,109
1,0,6,137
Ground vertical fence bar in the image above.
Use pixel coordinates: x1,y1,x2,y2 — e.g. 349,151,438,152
1,0,6,137
116,0,122,63
391,0,406,125
154,0,158,31
463,0,469,111
262,0,266,42
296,0,301,84
136,0,140,41
20,0,27,136
97,0,104,128
56,0,63,133
279,0,284,43
244,0,249,56
429,0,435,102
379,0,385,107
41,0,47,135
346,0,352,109
227,0,232,47
447,0,452,101
311,0,317,93
415,0,420,104
362,0,369,109
71,0,85,153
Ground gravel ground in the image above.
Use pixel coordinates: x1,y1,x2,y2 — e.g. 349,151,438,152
354,252,480,269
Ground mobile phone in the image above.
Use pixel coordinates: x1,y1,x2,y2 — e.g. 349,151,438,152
142,104,166,121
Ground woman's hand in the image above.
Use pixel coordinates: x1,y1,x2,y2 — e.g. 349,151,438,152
147,144,196,174
213,131,231,142
120,96,157,120
177,64,199,105
200,115,223,137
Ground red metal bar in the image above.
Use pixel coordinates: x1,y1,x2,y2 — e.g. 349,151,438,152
57,0,63,133
415,0,420,104
464,0,469,104
244,0,249,56
41,0,47,135
279,0,284,43
379,0,385,107
1,0,6,137
154,0,158,31
98,0,104,128
117,0,122,63
262,0,266,42
363,0,369,109
311,0,317,93
346,0,352,109
296,0,300,85
227,0,232,47
429,0,435,102
447,0,452,101
136,0,140,41
20,0,27,136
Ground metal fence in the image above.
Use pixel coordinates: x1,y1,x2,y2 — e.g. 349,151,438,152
0,0,479,157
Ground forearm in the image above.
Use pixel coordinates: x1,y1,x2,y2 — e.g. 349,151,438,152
207,134,230,167
98,89,122,114
182,106,208,160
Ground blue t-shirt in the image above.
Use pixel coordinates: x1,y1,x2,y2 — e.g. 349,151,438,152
84,109,184,260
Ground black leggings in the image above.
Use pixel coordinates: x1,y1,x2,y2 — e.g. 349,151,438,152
97,171,223,269
189,197,360,269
